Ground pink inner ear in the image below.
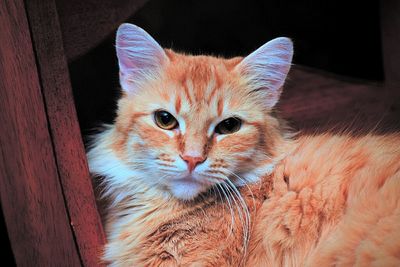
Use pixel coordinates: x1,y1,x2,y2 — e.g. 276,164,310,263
116,23,167,92
117,38,138,73
237,37,293,108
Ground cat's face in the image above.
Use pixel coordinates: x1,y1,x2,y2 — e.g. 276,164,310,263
110,24,293,200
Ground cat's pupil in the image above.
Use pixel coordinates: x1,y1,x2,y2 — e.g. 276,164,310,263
216,117,241,134
160,112,172,124
223,119,236,130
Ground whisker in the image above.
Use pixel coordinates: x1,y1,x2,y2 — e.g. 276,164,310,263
221,182,250,261
205,171,251,253
226,169,257,211
221,177,251,258
151,174,169,187
217,183,235,237
204,170,226,175
224,180,250,239
205,176,226,183
212,186,226,215
158,168,179,173
158,163,175,168
197,194,211,221
222,182,244,229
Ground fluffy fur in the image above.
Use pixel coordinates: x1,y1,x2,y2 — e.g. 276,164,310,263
87,24,400,266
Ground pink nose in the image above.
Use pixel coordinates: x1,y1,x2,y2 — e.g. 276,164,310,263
181,155,206,172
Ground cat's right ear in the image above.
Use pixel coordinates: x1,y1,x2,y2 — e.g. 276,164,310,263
116,23,168,94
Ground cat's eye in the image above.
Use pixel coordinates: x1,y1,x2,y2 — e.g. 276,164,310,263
215,117,242,134
154,110,178,130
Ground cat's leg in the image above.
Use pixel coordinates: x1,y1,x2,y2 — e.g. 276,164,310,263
247,165,346,267
305,172,400,267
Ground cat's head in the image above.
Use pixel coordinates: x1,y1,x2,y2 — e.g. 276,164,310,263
90,23,293,201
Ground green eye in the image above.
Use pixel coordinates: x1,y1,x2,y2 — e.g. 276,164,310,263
154,110,178,130
215,117,242,134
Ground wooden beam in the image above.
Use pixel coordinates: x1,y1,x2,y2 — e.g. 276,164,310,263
0,0,81,265
24,0,106,266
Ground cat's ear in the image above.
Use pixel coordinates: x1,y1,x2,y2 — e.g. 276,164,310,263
236,37,293,108
116,23,168,93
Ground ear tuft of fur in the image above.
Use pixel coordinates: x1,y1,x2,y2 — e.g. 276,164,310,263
236,37,293,108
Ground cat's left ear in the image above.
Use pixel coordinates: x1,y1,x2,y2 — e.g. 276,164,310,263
236,37,293,109
116,23,168,94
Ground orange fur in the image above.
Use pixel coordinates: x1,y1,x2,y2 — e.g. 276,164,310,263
87,26,400,266
97,132,400,266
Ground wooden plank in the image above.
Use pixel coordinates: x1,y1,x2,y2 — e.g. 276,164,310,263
279,66,400,133
0,0,81,265
24,0,106,266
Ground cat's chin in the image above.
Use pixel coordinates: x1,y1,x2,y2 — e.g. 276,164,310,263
169,179,207,201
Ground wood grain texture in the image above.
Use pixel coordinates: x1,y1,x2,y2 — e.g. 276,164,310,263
279,66,400,133
56,0,149,61
25,0,106,266
0,0,81,265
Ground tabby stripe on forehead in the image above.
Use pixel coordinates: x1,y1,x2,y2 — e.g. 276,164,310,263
206,67,222,104
217,97,224,117
182,80,193,104
175,95,182,113
193,83,206,102
207,86,218,104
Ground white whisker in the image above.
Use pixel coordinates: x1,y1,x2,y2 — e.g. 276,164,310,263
224,179,251,254
158,169,177,173
211,186,226,215
217,183,235,237
226,169,257,211
217,175,251,259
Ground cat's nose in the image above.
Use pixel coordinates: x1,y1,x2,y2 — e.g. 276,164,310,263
180,155,206,173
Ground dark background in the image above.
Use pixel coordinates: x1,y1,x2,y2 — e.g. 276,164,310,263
70,0,383,135
2,0,383,264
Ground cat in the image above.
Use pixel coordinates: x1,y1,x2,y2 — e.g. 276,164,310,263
87,23,400,266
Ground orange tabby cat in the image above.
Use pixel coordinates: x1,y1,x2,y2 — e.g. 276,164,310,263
87,23,400,266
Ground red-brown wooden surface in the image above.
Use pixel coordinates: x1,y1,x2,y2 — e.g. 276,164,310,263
25,0,106,266
279,66,400,133
0,0,81,265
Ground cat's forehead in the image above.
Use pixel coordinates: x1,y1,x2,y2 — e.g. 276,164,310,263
165,51,242,86
123,51,263,126
162,52,245,113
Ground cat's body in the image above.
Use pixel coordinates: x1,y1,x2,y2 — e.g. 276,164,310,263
88,24,400,266
91,131,400,266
